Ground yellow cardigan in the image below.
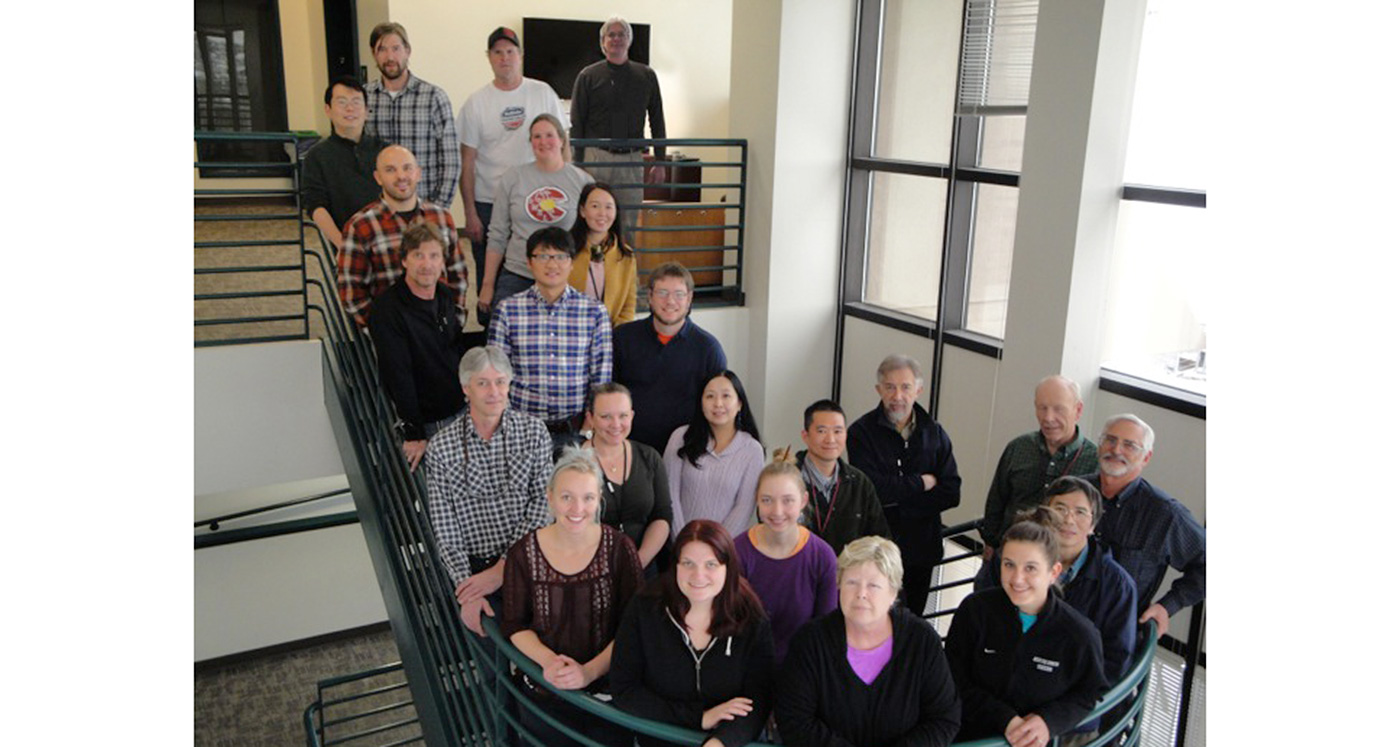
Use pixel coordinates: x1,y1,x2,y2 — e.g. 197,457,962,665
568,239,638,325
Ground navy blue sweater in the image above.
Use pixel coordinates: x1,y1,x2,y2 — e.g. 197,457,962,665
612,316,727,454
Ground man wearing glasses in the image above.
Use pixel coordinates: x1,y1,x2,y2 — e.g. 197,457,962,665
302,76,387,251
487,227,612,450
611,262,727,454
1089,414,1206,639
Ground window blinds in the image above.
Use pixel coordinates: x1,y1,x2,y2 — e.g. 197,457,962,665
957,0,1039,116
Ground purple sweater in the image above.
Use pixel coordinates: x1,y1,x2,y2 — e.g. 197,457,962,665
735,527,839,663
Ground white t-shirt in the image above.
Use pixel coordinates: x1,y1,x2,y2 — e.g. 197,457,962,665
456,78,565,205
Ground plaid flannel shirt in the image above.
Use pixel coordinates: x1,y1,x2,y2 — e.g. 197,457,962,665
366,73,461,207
487,286,613,422
336,198,468,327
423,408,553,585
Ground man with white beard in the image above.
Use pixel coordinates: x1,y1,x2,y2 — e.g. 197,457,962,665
1088,414,1205,639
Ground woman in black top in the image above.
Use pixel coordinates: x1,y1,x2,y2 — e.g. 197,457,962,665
583,382,672,572
611,519,775,747
945,511,1108,747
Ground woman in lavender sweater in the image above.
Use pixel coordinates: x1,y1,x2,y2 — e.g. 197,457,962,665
663,370,765,541
734,448,838,663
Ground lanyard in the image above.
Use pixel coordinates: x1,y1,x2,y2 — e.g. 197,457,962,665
808,474,842,535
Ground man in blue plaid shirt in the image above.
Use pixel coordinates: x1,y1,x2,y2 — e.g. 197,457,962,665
365,22,461,209
487,227,612,450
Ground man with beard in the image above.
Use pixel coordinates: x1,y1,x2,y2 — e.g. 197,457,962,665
611,262,727,454
337,145,469,328
364,22,461,209
846,354,961,617
981,375,1100,556
369,223,469,471
1088,414,1206,638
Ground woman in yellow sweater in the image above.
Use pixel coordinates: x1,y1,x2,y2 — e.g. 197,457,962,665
569,183,638,326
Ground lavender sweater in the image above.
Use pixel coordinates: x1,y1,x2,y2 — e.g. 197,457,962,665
662,427,765,540
735,527,839,663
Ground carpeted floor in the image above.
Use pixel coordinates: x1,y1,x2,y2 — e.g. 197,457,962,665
194,625,417,746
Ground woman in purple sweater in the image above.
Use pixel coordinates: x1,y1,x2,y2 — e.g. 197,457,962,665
734,449,838,663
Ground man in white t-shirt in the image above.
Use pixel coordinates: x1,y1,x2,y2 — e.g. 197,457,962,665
456,26,565,317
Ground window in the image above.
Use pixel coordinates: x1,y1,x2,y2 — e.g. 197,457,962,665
194,0,290,175
1102,0,1208,400
843,0,1038,343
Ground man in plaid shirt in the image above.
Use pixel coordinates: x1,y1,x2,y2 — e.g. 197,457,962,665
337,145,469,328
424,345,552,636
1088,414,1206,639
365,22,461,209
488,227,612,449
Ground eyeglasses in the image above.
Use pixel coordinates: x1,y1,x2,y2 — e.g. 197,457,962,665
1049,503,1093,520
1100,434,1145,455
530,252,572,265
331,97,365,109
652,289,690,301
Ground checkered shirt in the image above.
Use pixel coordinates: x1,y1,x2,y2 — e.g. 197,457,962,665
423,408,553,585
336,198,468,327
487,286,613,422
1090,474,1206,616
365,73,461,207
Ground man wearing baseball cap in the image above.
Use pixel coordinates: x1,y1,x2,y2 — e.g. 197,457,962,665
457,27,566,324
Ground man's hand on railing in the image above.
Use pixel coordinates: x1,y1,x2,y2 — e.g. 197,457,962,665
456,562,505,604
403,439,427,471
1139,603,1170,639
459,596,494,637
1005,713,1050,747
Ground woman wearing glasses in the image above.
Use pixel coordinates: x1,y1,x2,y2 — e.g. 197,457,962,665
479,113,595,312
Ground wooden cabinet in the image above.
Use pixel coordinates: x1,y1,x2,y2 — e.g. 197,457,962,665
633,207,726,287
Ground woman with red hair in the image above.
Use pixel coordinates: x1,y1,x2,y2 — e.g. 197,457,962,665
611,520,775,747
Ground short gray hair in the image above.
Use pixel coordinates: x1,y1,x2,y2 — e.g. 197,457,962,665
1036,374,1082,405
458,345,512,387
837,536,904,594
600,16,633,45
1100,413,1155,453
876,354,922,384
549,445,605,522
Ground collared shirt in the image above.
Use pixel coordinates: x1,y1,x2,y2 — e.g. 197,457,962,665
981,427,1099,546
336,197,469,328
487,285,613,422
423,408,553,584
1089,474,1206,616
365,72,462,207
1060,544,1091,585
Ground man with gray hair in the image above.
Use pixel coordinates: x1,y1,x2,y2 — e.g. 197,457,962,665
1088,414,1206,638
980,375,1100,555
423,345,552,636
847,354,961,617
569,15,666,230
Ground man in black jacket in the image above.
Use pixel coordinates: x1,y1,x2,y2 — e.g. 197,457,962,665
795,399,891,558
846,354,961,616
301,76,387,251
369,223,470,469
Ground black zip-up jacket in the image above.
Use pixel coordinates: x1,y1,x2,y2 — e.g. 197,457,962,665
368,280,467,440
610,592,775,747
795,450,892,558
846,403,961,566
945,587,1108,740
776,605,961,747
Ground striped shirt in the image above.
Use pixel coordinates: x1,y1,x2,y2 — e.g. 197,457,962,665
487,285,613,422
365,72,461,207
336,197,469,327
423,408,553,584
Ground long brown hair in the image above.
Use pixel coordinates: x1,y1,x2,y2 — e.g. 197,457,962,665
654,520,765,638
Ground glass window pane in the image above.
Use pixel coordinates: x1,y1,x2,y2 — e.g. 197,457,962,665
1101,200,1208,396
1122,0,1208,189
872,0,962,163
864,172,948,321
965,184,1018,337
977,114,1027,171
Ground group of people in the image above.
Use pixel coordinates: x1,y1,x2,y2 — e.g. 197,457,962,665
303,15,1207,747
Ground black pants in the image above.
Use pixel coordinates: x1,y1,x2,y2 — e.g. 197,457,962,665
518,691,632,747
903,563,935,617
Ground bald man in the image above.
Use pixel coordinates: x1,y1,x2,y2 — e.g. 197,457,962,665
337,145,470,327
980,375,1100,554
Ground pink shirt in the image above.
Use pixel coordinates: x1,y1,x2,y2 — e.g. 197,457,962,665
847,635,894,685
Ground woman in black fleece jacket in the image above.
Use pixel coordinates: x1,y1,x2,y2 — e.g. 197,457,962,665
945,513,1108,746
610,520,775,747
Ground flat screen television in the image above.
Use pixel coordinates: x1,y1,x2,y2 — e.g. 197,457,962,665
521,18,651,100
